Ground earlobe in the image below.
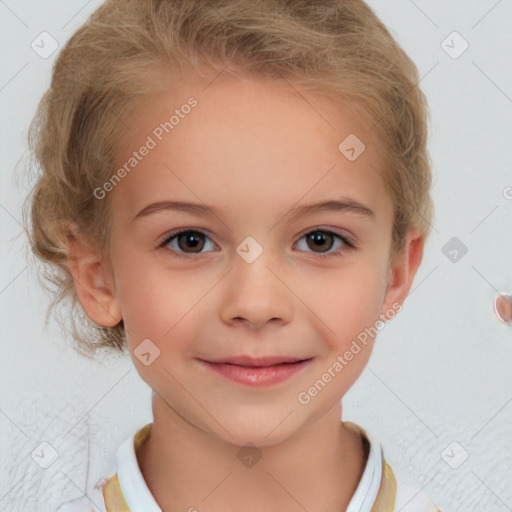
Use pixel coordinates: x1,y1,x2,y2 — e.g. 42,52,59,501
65,223,122,328
381,229,425,318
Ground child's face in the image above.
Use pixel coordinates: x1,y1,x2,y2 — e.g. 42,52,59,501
93,74,422,445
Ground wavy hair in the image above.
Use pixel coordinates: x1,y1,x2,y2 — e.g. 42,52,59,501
24,0,434,358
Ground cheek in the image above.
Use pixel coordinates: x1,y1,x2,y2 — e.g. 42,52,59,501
112,255,208,352
316,267,386,333
109,248,166,341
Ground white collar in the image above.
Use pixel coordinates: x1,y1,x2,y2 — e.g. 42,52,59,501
345,422,383,512
116,427,162,512
115,422,383,512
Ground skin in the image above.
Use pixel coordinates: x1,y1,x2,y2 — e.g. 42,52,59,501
67,71,424,511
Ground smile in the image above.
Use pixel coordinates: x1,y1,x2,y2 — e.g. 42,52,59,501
196,357,314,387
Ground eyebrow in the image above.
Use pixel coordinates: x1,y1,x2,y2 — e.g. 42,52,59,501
132,198,375,223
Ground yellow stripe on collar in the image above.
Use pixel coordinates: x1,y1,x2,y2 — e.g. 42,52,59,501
102,473,131,512
103,424,152,512
370,459,397,512
103,423,400,512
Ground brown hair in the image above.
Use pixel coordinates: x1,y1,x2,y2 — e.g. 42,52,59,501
24,0,434,358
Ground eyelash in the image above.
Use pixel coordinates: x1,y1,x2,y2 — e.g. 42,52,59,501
158,228,355,260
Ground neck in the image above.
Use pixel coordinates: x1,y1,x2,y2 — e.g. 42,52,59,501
137,393,368,512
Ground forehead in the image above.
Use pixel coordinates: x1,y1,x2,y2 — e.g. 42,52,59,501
112,74,392,229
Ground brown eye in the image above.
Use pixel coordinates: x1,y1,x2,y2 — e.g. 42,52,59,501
306,231,335,253
162,229,216,256
295,229,353,258
176,231,205,252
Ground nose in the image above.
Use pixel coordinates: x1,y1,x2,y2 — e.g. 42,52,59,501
218,249,294,331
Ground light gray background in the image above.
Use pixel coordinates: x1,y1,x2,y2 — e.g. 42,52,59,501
1,1,511,511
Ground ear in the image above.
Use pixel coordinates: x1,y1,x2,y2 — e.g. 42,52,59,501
380,228,425,319
65,223,122,327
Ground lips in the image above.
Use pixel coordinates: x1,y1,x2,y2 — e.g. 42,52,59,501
204,355,312,367
197,356,314,387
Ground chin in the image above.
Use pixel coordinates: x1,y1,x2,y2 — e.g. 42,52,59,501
210,409,301,448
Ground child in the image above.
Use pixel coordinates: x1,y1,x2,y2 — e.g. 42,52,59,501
26,0,440,510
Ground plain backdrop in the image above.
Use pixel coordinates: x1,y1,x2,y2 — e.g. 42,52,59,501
1,1,511,511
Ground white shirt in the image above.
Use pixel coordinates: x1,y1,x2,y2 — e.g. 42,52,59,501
61,423,440,512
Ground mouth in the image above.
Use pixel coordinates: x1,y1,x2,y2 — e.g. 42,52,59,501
196,356,314,387
203,355,313,367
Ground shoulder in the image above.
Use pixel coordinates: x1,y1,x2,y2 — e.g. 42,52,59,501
394,475,441,512
101,473,131,511
56,473,128,512
55,477,108,512
345,421,441,512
